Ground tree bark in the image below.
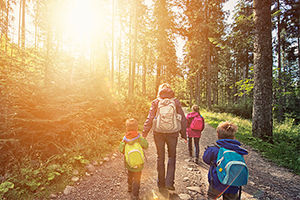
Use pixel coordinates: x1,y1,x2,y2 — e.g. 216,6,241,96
111,0,115,91
277,0,283,122
252,0,273,141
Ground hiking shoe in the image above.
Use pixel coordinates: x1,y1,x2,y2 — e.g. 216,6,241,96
159,187,169,198
128,186,132,193
166,185,175,191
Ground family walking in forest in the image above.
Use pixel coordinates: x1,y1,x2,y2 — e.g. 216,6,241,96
119,83,248,200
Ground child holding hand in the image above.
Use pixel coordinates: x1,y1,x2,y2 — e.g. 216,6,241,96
119,118,148,200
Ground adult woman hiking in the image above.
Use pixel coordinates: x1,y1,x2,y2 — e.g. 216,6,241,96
142,83,187,195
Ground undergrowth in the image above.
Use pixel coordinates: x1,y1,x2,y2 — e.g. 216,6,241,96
201,110,300,175
1,95,150,199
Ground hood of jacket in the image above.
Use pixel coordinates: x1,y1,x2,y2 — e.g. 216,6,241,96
123,132,141,144
159,88,175,99
216,139,248,155
187,111,200,118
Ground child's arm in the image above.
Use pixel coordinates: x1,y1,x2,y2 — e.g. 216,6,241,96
119,140,125,154
186,115,191,128
202,147,215,165
139,136,149,150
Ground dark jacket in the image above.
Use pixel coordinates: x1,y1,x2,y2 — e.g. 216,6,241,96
119,133,148,172
202,139,248,194
142,88,187,139
186,111,205,138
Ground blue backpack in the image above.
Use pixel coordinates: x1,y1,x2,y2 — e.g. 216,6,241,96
215,146,249,187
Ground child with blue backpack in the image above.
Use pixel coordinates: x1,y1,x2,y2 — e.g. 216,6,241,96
119,118,148,200
203,122,249,200
186,105,205,164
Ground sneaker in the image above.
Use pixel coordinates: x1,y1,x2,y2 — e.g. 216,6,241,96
128,186,132,193
132,196,140,200
194,158,199,164
159,187,169,198
166,185,175,191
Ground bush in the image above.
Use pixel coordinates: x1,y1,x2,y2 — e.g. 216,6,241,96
211,101,252,119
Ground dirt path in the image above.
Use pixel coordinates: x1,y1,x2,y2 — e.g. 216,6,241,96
54,109,300,200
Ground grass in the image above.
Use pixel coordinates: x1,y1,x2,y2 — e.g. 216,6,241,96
201,109,300,175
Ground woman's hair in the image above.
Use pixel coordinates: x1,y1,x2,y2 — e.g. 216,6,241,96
216,121,238,139
192,105,199,113
157,83,172,97
125,118,138,131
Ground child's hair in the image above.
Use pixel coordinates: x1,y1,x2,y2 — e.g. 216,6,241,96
157,83,171,97
125,118,139,131
216,121,238,139
192,105,200,113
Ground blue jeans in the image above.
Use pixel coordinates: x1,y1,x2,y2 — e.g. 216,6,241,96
154,134,178,188
188,137,200,159
127,170,141,197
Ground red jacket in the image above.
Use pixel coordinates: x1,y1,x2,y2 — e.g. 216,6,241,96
186,111,205,138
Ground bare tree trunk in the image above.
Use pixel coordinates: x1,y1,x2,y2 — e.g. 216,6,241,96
277,0,283,122
156,63,161,96
142,54,146,95
131,0,138,97
189,75,193,108
111,0,115,91
128,11,132,97
21,0,25,50
45,3,52,87
252,0,273,141
5,0,10,52
195,70,199,104
18,0,21,46
206,43,211,109
118,21,121,95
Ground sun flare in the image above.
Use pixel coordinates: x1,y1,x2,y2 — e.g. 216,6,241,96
64,0,103,40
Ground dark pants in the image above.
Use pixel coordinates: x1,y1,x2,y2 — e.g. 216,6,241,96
207,185,239,200
188,137,200,159
154,134,178,188
127,170,142,197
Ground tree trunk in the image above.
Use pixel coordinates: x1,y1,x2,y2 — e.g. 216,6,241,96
156,63,161,97
131,0,138,97
111,0,115,91
142,54,146,95
45,2,52,87
252,0,273,141
118,21,122,95
277,0,283,122
206,42,211,109
128,11,132,97
21,0,25,50
189,75,193,108
5,0,10,52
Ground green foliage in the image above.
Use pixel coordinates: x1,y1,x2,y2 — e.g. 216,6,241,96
0,181,14,198
202,110,300,175
211,100,253,119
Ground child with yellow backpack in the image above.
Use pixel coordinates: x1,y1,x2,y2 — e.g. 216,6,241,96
119,118,148,200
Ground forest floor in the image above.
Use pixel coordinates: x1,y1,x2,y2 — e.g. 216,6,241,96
53,108,300,200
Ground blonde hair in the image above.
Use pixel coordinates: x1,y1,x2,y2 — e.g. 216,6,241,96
192,105,199,113
216,121,238,139
157,83,172,97
125,118,138,131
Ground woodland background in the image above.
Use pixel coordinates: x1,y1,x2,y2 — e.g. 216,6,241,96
0,0,299,198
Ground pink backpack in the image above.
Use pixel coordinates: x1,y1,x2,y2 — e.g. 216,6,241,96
190,115,204,131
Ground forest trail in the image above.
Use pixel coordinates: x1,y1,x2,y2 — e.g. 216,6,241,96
53,108,300,200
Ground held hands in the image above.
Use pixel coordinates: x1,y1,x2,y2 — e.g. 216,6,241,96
181,137,187,144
